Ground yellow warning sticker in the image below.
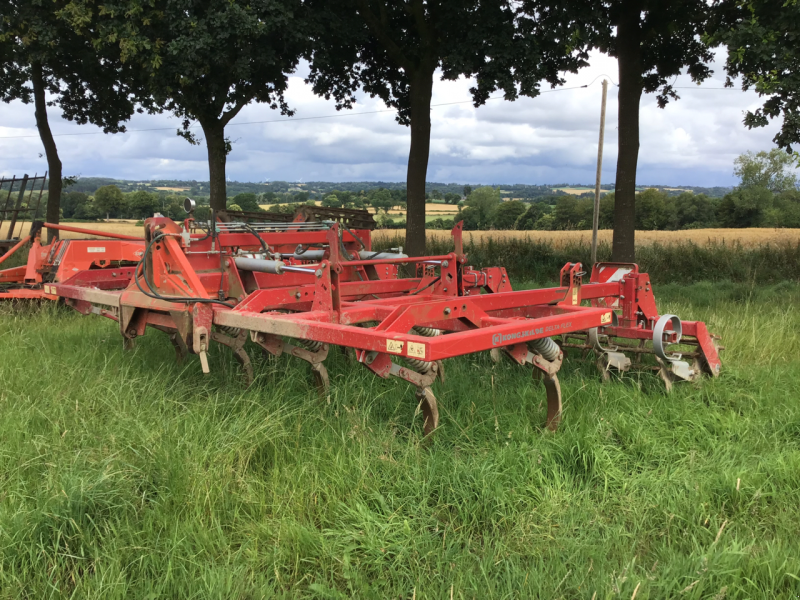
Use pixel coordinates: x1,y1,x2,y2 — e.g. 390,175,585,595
601,312,612,325
572,287,579,305
386,340,404,354
407,341,426,359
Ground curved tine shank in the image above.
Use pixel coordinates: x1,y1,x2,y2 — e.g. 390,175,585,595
169,332,188,364
310,362,330,396
541,373,562,431
416,386,439,437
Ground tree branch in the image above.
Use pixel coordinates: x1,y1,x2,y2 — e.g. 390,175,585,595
355,0,414,72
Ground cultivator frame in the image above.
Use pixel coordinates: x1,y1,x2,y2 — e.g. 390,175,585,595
0,222,144,300
53,208,722,434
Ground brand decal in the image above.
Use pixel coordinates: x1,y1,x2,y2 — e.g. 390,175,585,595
87,247,106,253
492,322,572,346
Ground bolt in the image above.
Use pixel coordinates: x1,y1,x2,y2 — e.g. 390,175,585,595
442,260,449,267
315,269,323,278
444,307,451,315
295,291,302,299
443,287,448,292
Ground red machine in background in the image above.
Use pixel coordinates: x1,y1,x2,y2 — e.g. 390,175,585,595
52,204,722,435
0,222,144,300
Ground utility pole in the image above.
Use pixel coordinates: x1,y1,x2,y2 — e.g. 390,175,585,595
591,79,609,265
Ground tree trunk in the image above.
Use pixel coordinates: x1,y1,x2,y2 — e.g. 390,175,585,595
611,3,643,262
31,62,62,243
201,119,228,212
404,66,435,257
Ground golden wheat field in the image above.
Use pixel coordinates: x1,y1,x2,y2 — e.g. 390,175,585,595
373,228,800,248
3,221,798,248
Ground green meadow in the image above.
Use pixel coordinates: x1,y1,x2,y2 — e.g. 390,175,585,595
1,281,799,598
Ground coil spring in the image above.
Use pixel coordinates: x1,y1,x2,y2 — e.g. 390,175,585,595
527,337,560,362
216,325,241,337
294,338,323,352
404,357,434,373
412,326,442,337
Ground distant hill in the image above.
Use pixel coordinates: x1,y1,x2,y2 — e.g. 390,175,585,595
64,177,733,199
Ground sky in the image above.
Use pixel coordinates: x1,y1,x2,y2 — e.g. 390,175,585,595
0,49,785,187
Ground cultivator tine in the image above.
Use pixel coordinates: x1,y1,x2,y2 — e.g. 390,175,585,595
212,327,253,386
251,331,330,395
415,386,439,436
169,332,188,364
540,373,562,431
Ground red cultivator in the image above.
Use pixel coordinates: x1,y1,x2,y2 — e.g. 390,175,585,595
53,207,722,434
0,222,144,300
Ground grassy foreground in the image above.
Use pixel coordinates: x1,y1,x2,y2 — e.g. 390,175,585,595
1,282,799,598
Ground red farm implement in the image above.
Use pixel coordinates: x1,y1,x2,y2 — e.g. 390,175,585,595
0,222,144,300
53,206,722,434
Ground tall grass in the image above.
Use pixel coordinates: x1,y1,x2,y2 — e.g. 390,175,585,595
375,234,800,284
0,283,799,597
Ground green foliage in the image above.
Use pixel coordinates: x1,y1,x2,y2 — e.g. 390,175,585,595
92,185,125,217
717,187,774,228
734,149,798,193
715,0,800,151
493,200,527,230
126,190,159,219
60,191,90,219
1,285,800,596
368,188,394,214
463,186,501,229
231,192,262,213
227,204,243,212
321,194,342,208
64,0,308,209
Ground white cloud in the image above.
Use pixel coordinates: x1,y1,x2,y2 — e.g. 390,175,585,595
0,50,783,186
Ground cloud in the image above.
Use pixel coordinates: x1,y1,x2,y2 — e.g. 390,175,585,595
0,50,783,186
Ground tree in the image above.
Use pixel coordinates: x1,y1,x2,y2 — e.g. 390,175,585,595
463,185,473,199
232,192,263,212
61,191,89,219
1,0,144,240
322,194,342,208
443,192,460,205
564,0,715,259
306,0,589,255
127,190,159,219
493,200,527,229
717,186,773,227
673,192,718,229
634,188,677,230
715,0,800,152
515,203,547,230
94,185,126,218
369,188,394,214
734,150,798,193
65,0,308,211
463,186,501,229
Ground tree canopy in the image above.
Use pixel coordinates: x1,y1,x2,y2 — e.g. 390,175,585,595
1,0,144,239
715,0,800,153
305,0,590,255
62,0,308,211
532,0,716,260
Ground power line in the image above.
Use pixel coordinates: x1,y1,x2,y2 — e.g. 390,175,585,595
0,79,741,140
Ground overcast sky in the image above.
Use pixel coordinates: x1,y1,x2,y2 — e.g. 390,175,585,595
0,49,784,187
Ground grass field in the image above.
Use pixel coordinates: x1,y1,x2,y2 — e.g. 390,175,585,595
1,282,799,598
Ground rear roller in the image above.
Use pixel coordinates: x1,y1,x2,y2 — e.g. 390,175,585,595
415,386,439,436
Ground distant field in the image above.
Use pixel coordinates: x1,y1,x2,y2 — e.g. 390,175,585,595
153,186,190,192
374,228,800,248
5,221,799,249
